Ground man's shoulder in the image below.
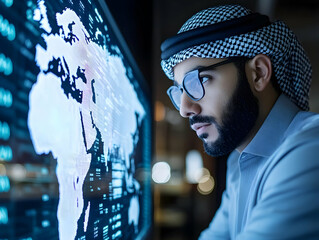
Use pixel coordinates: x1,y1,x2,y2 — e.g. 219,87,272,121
242,112,319,240
273,110,319,168
284,110,319,139
259,111,319,194
260,110,319,170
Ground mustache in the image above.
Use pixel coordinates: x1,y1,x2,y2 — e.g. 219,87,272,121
189,115,218,127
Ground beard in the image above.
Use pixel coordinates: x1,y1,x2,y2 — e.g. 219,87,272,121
189,68,259,157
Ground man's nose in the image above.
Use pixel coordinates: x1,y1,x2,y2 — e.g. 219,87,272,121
179,92,201,118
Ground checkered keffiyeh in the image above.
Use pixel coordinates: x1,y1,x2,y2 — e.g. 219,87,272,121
160,5,312,111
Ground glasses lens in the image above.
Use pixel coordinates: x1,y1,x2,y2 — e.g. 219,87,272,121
167,86,182,110
183,70,204,100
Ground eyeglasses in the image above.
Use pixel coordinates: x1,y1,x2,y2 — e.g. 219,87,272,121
167,58,246,110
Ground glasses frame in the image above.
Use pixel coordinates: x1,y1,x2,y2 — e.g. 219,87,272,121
167,58,247,110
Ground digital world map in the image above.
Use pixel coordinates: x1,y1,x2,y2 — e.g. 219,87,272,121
26,1,149,239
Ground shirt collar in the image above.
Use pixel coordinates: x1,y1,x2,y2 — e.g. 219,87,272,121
243,94,300,157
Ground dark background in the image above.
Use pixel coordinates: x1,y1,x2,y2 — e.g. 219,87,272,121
105,0,319,239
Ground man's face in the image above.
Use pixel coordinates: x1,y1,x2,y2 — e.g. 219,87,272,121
173,57,259,156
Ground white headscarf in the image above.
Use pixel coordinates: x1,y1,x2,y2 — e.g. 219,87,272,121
161,5,312,111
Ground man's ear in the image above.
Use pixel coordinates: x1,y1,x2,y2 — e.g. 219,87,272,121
246,54,272,92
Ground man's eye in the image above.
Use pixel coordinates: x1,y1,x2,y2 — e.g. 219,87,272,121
200,76,211,83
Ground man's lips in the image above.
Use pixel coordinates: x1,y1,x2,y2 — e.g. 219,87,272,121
191,123,211,136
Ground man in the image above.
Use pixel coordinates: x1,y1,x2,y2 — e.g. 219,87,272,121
160,4,319,240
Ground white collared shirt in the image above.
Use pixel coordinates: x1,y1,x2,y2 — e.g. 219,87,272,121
199,94,319,240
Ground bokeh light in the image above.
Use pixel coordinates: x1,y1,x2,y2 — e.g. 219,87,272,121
186,150,204,183
0,164,6,175
155,101,166,122
152,161,171,184
197,175,215,195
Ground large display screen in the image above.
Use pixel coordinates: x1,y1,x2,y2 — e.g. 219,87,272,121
0,0,152,239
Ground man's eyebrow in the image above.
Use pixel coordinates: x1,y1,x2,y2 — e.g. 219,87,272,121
188,65,203,72
188,64,216,73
